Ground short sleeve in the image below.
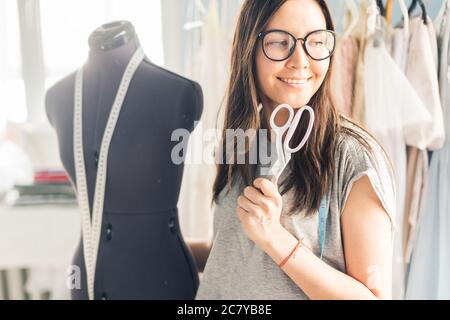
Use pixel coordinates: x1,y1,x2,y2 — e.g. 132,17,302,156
336,134,397,234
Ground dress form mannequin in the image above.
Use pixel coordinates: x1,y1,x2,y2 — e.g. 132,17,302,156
45,21,203,300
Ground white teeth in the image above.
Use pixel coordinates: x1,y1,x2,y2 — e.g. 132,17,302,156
279,77,309,85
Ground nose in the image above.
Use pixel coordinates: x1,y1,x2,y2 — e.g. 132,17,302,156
286,40,310,70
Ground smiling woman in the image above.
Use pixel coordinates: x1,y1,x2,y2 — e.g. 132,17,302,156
255,1,334,114
196,0,396,300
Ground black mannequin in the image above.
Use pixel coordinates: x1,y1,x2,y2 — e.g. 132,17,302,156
45,21,203,299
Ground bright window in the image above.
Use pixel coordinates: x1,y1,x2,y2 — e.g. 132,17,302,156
40,0,164,88
0,0,164,128
0,0,27,126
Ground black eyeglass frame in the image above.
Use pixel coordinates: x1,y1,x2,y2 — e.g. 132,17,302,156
257,29,336,62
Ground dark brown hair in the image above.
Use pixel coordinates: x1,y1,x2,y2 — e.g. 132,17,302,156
213,0,374,215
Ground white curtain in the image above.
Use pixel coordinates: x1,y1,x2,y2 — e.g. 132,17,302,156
177,0,242,239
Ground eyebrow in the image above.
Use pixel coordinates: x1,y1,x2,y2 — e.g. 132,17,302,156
262,28,328,37
263,27,327,35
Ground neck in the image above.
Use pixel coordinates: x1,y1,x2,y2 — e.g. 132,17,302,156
87,37,139,67
87,20,142,68
88,20,140,52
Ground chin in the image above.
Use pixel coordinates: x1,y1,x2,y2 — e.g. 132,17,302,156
277,97,312,108
292,101,311,108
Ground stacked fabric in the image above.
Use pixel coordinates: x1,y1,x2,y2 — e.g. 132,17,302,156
9,169,76,206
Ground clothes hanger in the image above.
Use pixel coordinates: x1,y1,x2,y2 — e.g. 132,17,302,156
408,0,418,14
376,0,386,16
398,0,410,36
195,0,207,15
418,0,428,25
433,0,448,36
436,0,450,24
370,0,387,47
408,0,428,25
440,0,450,12
183,0,207,31
343,0,359,39
375,1,408,34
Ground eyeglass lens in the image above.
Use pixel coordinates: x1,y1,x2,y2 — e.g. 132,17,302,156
262,30,335,61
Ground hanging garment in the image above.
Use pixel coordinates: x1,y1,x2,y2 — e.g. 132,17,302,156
331,35,358,117
180,0,229,239
389,25,419,298
403,147,428,264
348,0,371,125
388,15,445,298
390,27,408,73
406,2,450,300
402,15,444,268
404,16,444,150
363,30,433,299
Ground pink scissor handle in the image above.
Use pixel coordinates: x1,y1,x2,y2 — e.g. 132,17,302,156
284,105,315,153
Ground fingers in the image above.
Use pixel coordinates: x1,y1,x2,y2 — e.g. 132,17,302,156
237,194,259,213
253,178,282,204
235,206,247,222
243,186,264,206
237,178,282,217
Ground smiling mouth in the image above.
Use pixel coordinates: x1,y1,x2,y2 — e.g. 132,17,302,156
277,77,312,88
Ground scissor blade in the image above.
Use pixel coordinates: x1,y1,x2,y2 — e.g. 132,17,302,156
258,139,281,179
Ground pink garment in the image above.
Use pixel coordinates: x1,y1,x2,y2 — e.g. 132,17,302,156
405,16,444,150
403,147,428,264
402,16,444,267
349,3,370,126
331,36,358,117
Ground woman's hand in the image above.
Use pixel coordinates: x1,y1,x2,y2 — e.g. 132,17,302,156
236,177,287,250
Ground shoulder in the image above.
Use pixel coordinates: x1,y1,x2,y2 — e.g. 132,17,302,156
335,118,393,178
333,118,396,223
45,71,77,127
141,60,204,124
142,59,203,93
45,71,77,103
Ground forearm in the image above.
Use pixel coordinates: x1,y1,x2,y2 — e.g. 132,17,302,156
263,227,381,300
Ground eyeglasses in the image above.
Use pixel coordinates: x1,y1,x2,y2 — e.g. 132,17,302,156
258,29,336,62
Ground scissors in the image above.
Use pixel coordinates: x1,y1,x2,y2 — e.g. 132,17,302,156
266,104,315,183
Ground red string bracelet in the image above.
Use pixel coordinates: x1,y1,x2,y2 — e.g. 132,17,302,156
278,237,303,268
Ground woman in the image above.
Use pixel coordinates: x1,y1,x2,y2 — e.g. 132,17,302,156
193,0,396,300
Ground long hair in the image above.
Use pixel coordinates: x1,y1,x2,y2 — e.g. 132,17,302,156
213,0,374,215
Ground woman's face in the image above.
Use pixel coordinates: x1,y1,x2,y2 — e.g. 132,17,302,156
256,0,330,113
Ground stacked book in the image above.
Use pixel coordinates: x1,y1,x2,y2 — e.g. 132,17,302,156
10,169,77,206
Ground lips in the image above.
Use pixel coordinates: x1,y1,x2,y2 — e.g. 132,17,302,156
277,76,312,87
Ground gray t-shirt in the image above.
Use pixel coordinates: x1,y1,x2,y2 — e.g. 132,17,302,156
196,123,396,300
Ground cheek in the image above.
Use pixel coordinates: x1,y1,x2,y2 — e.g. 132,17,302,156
312,60,330,89
256,50,279,91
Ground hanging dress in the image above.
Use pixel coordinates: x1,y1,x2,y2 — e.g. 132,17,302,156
331,35,358,117
349,0,372,125
363,15,433,299
405,2,450,300
402,16,444,272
